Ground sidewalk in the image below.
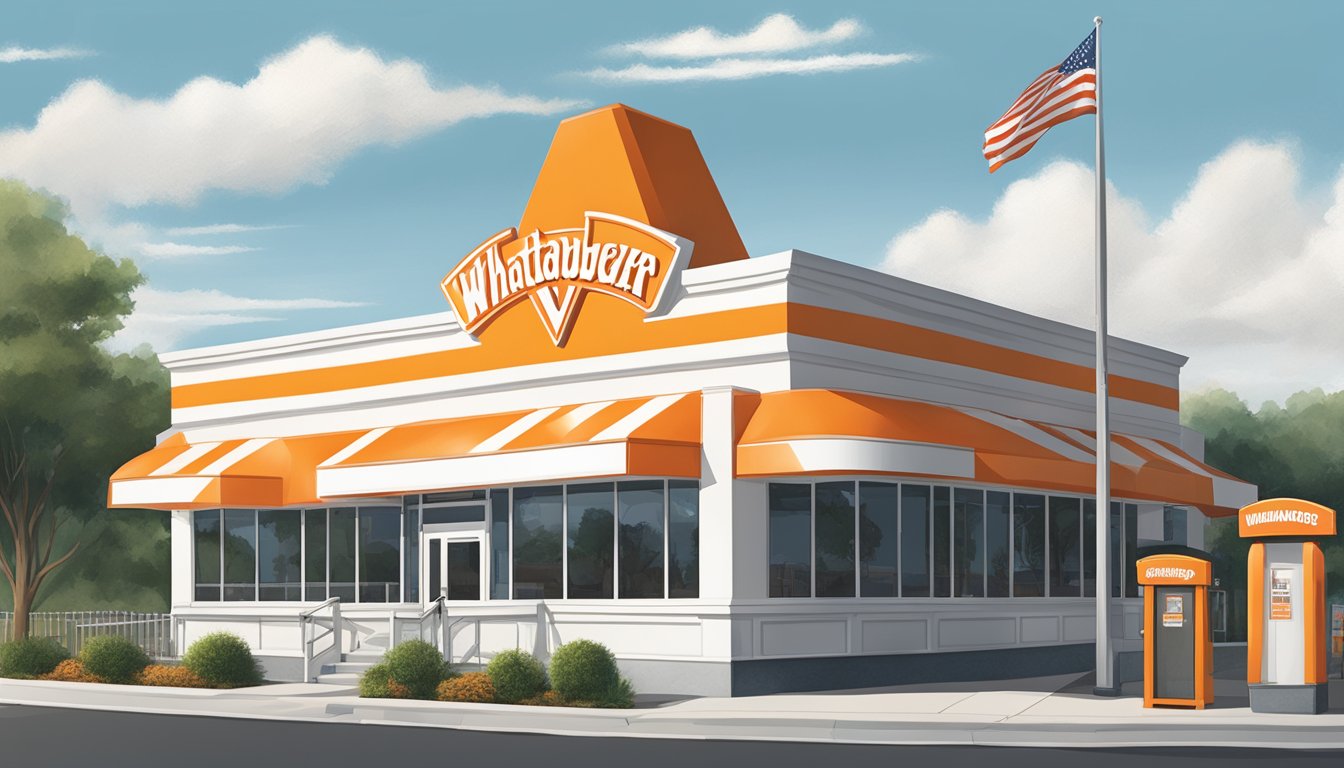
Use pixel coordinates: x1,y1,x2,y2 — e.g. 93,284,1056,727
2,673,1342,749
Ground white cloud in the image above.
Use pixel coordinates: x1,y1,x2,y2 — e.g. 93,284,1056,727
882,141,1344,405
109,287,366,351
0,46,93,63
610,14,863,59
139,242,260,259
0,35,581,219
164,223,292,236
584,52,918,83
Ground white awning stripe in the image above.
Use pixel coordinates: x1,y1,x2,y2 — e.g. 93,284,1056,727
591,393,685,442
957,407,1097,463
470,407,561,454
198,438,275,476
149,441,222,476
320,427,391,467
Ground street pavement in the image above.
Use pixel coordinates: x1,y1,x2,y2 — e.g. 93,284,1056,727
2,704,1342,768
1,671,1342,752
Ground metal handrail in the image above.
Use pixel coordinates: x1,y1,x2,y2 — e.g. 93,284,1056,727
300,598,342,682
414,595,447,654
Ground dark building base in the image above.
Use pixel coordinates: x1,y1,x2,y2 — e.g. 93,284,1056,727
1249,683,1329,714
731,643,1099,697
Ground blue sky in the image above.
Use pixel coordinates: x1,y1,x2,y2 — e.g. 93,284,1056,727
2,1,1341,404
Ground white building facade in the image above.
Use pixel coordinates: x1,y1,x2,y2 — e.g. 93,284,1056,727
109,105,1256,696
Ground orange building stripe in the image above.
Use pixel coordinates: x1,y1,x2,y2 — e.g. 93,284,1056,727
172,302,1179,412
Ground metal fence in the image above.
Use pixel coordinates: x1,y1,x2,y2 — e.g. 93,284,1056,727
0,611,175,659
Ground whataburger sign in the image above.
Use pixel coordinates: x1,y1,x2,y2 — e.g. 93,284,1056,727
1237,497,1337,538
441,211,691,346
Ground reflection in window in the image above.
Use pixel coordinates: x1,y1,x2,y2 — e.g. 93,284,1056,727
1048,497,1081,597
194,510,221,602
305,509,327,602
814,482,856,597
1013,494,1046,597
258,510,301,601
358,507,401,603
900,485,930,597
1124,503,1138,598
953,488,985,597
667,480,699,598
859,482,898,597
222,510,256,601
513,486,563,599
769,483,811,597
618,481,663,598
329,508,357,602
1082,499,1096,598
933,486,951,597
986,491,1011,597
490,489,510,600
568,483,615,599
403,499,419,603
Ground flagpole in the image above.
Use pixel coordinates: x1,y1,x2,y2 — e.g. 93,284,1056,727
1092,14,1118,697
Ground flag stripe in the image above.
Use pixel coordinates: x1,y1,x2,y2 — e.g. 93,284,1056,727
983,29,1098,172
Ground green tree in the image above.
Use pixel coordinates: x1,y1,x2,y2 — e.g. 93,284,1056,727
0,180,169,635
1184,387,1344,639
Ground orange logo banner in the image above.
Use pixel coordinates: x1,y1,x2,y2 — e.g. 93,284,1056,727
441,211,690,346
1136,554,1212,585
1238,498,1337,538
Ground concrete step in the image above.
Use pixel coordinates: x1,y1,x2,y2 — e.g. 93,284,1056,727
326,661,380,675
315,672,363,686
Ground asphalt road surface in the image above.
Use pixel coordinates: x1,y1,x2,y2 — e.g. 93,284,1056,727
1,704,1340,768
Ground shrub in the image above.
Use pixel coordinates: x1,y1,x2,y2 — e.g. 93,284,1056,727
383,640,451,700
182,632,263,688
436,671,495,703
548,639,622,703
42,659,100,683
0,636,70,679
519,690,566,707
138,664,208,688
597,676,636,709
486,648,547,704
359,663,410,699
80,635,150,684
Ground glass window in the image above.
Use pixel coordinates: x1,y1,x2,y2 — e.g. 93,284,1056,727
1048,497,1081,597
403,498,420,603
1083,499,1097,598
1164,506,1188,545
329,508,357,602
768,483,812,597
953,488,985,597
512,486,563,599
193,510,221,601
422,505,486,525
814,482,856,598
305,509,327,602
618,481,664,599
1013,494,1046,597
1110,501,1123,598
1124,503,1139,598
986,491,1011,597
358,507,401,603
222,509,256,601
568,482,615,599
257,510,301,601
490,489,510,600
859,482,899,597
667,480,699,598
900,485,930,597
933,486,951,597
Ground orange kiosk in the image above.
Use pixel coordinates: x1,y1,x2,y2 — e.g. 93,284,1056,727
1241,498,1336,714
1137,553,1214,708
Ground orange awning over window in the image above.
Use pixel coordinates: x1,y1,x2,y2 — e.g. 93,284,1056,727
108,431,360,510
735,389,1256,516
315,392,701,498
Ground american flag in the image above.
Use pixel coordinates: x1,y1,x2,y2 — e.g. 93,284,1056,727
983,29,1098,173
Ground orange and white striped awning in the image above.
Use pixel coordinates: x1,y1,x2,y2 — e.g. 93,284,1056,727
108,431,360,510
315,392,700,498
735,389,1256,516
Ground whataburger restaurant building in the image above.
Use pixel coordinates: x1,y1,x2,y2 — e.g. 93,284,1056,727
108,105,1257,697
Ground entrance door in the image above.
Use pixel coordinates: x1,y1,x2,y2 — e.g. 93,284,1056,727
423,531,485,602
